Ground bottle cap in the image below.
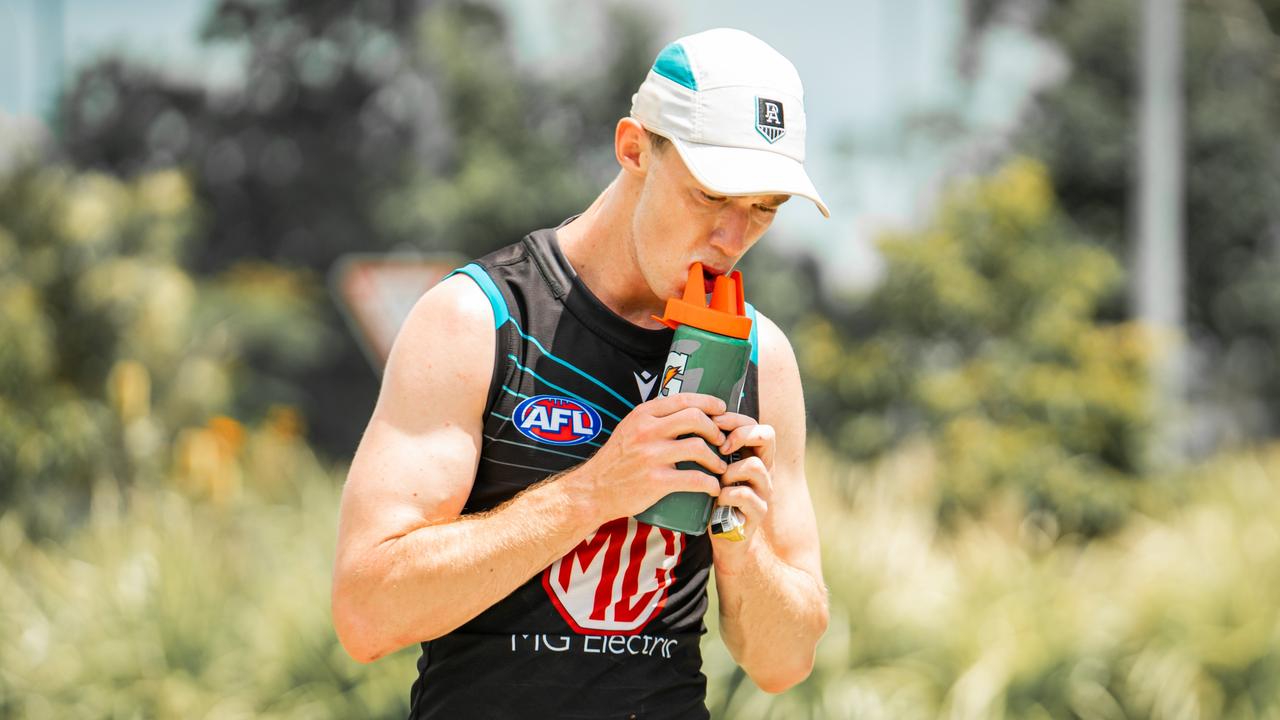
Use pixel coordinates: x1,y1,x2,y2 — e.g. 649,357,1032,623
652,263,753,339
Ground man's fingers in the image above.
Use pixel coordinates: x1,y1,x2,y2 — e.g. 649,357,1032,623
719,423,776,468
671,437,728,475
721,455,773,503
713,412,756,433
644,392,727,419
716,485,767,526
661,406,727,446
664,468,722,497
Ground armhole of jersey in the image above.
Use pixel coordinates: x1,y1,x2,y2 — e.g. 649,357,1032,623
445,263,517,419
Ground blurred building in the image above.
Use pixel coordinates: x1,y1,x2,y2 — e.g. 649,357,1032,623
0,0,240,123
0,0,64,119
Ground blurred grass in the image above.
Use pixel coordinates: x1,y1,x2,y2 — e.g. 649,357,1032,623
6,431,1280,718
707,443,1280,719
0,418,417,719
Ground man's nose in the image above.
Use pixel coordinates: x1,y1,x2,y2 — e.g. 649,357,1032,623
709,205,750,256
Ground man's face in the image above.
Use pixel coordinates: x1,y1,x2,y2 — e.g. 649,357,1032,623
630,144,790,303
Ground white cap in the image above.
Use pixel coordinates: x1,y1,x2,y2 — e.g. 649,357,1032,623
630,28,829,218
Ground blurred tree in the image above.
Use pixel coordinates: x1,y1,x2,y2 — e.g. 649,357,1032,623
962,0,1280,449
792,159,1152,537
0,163,333,536
55,0,659,454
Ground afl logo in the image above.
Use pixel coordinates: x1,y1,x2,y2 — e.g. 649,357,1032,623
513,395,602,446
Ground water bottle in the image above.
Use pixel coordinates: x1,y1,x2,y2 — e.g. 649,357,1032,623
634,262,751,541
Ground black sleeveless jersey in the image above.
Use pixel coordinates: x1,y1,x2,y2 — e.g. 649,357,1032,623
407,226,760,720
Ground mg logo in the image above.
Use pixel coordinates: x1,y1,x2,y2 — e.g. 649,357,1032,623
542,518,685,634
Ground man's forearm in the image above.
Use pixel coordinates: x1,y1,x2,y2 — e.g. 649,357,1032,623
714,538,829,693
333,471,599,662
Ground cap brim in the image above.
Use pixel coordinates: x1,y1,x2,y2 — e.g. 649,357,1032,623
670,136,830,218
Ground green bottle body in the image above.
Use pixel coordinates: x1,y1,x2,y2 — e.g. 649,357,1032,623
634,324,751,535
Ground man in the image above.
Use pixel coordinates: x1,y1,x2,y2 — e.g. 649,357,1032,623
332,28,829,719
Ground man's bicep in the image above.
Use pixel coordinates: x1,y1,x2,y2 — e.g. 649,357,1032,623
756,314,824,584
339,275,497,549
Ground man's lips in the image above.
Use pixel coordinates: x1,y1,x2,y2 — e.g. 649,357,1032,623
700,265,728,294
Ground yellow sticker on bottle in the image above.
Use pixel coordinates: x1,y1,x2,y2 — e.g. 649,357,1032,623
710,506,746,542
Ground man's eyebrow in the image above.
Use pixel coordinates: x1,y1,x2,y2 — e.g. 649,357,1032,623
766,195,791,206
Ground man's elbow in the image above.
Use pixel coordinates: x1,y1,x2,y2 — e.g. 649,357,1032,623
332,578,448,663
334,629,383,665
332,589,386,664
753,603,829,694
752,658,816,694
332,571,414,664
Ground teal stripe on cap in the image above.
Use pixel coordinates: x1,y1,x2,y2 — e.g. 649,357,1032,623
653,42,697,91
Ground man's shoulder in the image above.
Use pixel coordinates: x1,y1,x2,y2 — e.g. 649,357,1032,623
380,274,496,400
750,310,804,429
752,310,799,372
422,273,496,325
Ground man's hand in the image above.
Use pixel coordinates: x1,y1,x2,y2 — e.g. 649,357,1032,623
709,413,776,565
565,392,729,525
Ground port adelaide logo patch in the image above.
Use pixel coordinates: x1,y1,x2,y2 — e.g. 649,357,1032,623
755,96,785,144
513,395,602,446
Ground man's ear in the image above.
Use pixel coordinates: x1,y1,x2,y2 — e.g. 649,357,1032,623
615,118,652,178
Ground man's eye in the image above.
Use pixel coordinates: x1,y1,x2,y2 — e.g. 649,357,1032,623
699,191,727,203
755,204,778,215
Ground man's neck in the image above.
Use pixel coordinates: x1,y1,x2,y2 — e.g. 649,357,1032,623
556,177,666,329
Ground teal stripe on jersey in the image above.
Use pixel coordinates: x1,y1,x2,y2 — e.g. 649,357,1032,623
452,263,636,413
447,264,511,328
500,385,529,400
509,322,637,411
508,355,623,423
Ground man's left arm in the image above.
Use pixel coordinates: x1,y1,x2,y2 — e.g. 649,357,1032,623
710,313,829,693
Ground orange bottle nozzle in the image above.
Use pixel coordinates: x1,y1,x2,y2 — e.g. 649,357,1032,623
651,262,753,339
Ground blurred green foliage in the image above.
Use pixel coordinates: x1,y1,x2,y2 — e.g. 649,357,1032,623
0,424,416,719
703,442,1280,719
0,156,401,712
792,159,1152,537
965,0,1280,448
57,0,658,454
0,164,335,537
7,421,1280,718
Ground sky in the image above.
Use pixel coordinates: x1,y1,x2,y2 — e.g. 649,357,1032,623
0,0,1060,291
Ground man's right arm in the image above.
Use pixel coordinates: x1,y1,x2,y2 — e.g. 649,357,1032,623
331,274,729,663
